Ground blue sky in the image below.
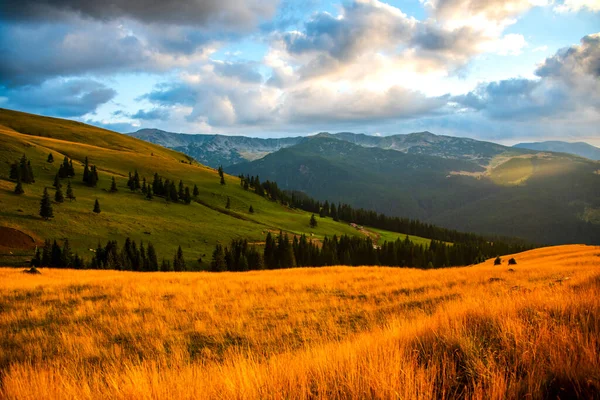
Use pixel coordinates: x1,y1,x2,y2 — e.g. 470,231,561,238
0,0,599,145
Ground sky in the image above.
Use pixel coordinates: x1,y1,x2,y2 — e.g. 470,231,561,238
0,0,599,145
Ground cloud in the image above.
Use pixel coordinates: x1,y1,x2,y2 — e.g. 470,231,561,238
0,78,116,117
131,108,170,121
0,0,279,30
554,0,600,13
453,33,600,119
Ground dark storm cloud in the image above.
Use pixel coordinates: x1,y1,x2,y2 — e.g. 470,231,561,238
0,0,279,29
0,78,116,117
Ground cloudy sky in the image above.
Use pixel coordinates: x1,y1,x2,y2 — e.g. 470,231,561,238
1,0,599,144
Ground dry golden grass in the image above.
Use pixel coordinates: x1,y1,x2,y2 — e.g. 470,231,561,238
1,245,599,399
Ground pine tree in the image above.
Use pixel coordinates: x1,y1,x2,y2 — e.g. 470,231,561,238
41,240,52,266
47,153,54,163
183,187,192,204
93,199,101,214
83,157,89,184
141,178,147,194
14,175,24,195
110,177,118,193
147,243,159,271
88,165,99,187
249,205,254,213
53,173,62,188
220,175,225,185
133,170,140,190
178,180,184,199
55,185,64,203
68,159,75,177
211,244,226,272
61,239,72,268
39,188,54,220
66,180,75,201
146,188,153,200
161,258,174,272
31,247,42,267
193,184,199,197
310,214,317,228
226,197,231,209
173,245,186,271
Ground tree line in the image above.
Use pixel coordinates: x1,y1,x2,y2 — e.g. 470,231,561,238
209,231,529,272
237,174,532,248
31,237,186,272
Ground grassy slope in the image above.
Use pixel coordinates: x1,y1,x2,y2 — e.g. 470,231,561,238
0,108,402,267
0,244,598,398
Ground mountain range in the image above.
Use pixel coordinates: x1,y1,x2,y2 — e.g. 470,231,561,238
514,141,600,161
126,128,600,244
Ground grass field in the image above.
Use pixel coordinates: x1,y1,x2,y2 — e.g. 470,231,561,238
0,109,409,267
1,244,598,399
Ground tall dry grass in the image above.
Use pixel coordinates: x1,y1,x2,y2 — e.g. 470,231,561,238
1,245,599,399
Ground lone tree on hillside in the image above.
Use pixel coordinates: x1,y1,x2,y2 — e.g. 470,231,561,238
14,176,24,195
225,196,231,209
508,258,517,265
249,205,254,213
93,199,101,214
494,256,502,265
40,188,54,220
193,184,199,197
110,177,118,193
53,173,61,188
66,180,75,201
54,185,64,203
218,165,225,185
310,214,318,228
47,153,54,163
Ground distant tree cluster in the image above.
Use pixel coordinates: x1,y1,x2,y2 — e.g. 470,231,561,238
31,239,85,269
57,156,75,179
10,155,35,184
149,173,192,204
82,157,99,187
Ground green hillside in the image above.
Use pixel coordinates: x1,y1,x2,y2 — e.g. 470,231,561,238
227,136,600,245
0,109,420,267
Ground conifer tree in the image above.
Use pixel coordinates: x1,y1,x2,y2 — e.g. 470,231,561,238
14,175,24,195
184,187,192,204
211,244,226,272
146,188,153,200
220,175,225,185
226,196,231,209
161,258,174,272
31,247,42,267
110,177,118,193
47,153,54,163
53,172,61,188
133,170,140,190
93,199,101,213
147,243,159,271
141,178,147,194
193,184,199,197
68,159,75,177
41,240,52,266
89,165,99,187
310,214,317,228
51,240,62,267
169,181,178,202
66,180,75,201
83,157,89,184
39,188,54,220
9,162,19,180
25,159,35,183
249,205,254,213
178,180,184,199
55,185,65,203
173,245,186,271
61,239,72,268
